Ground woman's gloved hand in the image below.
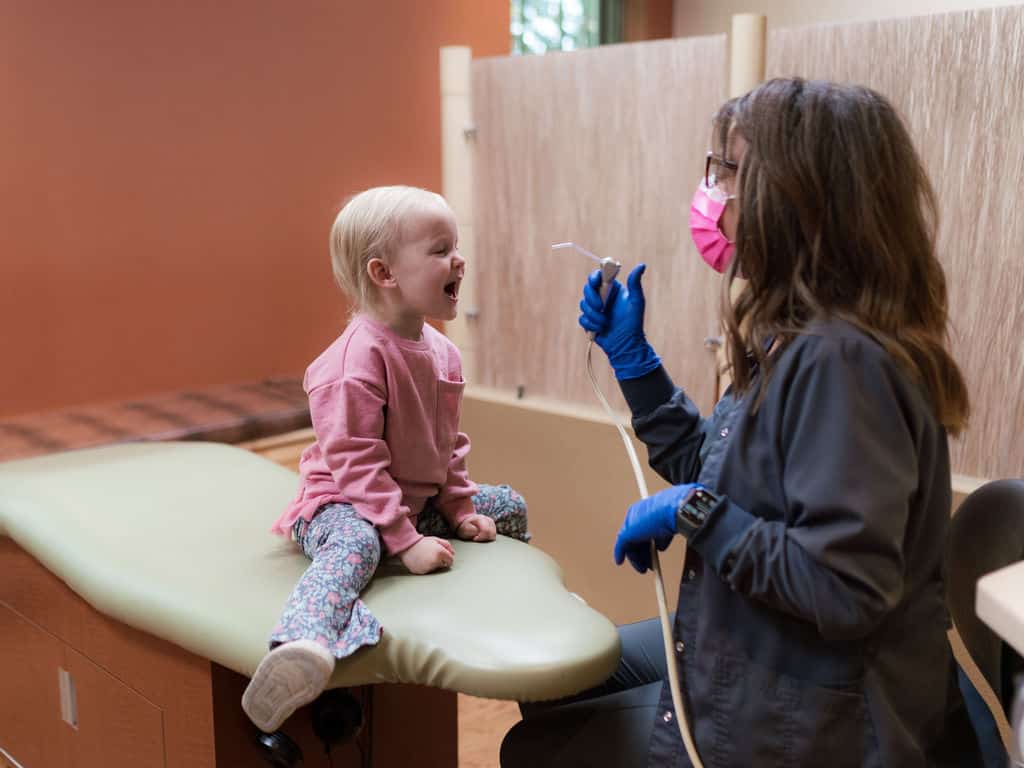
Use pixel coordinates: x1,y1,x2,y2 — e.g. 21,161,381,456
614,483,700,573
578,263,661,380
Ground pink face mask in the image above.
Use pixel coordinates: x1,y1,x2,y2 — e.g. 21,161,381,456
689,181,735,273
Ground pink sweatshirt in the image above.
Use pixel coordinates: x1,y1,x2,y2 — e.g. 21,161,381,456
272,314,478,554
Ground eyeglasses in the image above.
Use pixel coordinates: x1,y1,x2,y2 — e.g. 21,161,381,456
704,151,739,191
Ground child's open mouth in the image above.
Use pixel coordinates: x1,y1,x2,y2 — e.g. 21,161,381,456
444,281,459,301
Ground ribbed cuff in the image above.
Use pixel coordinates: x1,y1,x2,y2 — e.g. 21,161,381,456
438,496,476,532
619,366,676,417
380,518,424,555
687,495,754,576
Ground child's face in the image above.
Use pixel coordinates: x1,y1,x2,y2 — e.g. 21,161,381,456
389,201,464,323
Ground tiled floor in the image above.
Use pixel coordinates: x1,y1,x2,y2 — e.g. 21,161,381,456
458,694,521,768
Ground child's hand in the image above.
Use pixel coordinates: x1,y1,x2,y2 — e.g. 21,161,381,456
456,514,497,542
399,536,455,574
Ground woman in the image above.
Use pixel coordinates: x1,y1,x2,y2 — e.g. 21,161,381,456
502,78,981,767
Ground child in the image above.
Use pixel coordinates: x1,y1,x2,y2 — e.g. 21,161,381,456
242,185,529,733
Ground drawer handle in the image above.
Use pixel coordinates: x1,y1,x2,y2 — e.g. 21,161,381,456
58,667,78,729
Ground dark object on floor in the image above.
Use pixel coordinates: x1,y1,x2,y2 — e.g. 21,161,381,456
254,688,365,768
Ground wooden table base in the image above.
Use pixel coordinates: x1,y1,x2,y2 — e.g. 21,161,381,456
0,537,456,768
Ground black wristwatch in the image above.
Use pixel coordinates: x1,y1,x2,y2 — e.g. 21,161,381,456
675,486,720,538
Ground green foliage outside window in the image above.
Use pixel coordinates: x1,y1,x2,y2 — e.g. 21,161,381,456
511,0,621,55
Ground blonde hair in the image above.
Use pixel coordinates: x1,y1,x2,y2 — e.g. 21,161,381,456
329,185,448,310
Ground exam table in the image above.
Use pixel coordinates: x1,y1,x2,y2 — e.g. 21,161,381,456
0,442,619,767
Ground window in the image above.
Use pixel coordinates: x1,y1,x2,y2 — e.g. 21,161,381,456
510,0,621,55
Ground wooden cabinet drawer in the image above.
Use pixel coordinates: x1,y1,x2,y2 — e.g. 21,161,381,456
63,646,165,768
0,603,166,768
0,606,68,767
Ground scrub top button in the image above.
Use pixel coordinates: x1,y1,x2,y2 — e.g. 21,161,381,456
720,427,730,438
675,640,685,654
663,710,674,723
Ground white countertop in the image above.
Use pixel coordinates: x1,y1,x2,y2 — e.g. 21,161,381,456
977,560,1024,657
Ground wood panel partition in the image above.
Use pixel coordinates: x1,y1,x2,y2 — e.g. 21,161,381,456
765,4,1024,480
470,36,728,418
469,6,1023,481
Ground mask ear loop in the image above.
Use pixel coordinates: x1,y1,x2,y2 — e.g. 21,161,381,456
704,181,737,207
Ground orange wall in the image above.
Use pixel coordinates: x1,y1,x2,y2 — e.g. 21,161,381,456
624,0,675,41
1,1,508,418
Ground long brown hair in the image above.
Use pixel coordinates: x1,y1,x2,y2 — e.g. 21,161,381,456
719,78,969,434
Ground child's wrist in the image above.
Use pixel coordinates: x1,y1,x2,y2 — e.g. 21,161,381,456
393,532,425,558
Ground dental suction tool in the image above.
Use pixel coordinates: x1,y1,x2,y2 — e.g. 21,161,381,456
553,242,621,340
554,242,705,768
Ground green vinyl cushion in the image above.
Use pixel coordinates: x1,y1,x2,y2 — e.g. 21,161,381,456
0,442,619,701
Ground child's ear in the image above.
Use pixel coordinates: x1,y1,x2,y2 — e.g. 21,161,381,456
366,257,396,288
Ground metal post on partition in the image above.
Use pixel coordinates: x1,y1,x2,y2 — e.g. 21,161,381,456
714,14,767,400
440,45,478,384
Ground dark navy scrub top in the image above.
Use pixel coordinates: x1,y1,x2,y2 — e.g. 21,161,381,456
619,317,978,768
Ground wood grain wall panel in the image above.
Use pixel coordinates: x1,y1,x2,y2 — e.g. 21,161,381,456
470,36,728,417
766,5,1024,479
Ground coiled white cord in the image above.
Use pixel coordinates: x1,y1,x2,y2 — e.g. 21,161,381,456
585,341,705,768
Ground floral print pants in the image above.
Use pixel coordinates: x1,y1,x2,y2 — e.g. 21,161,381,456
268,484,529,659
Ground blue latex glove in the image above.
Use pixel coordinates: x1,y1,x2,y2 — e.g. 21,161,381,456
578,263,661,380
614,483,701,573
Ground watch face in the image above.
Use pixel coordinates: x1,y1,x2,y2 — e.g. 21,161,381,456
687,489,717,522
677,488,719,534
